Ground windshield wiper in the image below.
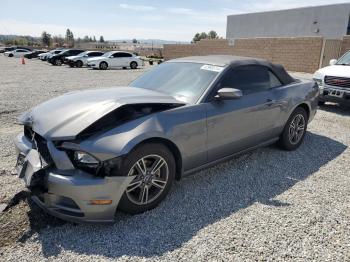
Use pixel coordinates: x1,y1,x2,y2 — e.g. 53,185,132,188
337,63,350,66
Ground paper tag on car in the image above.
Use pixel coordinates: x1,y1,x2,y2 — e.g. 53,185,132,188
200,65,224,72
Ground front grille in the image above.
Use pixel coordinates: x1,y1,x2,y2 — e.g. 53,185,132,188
34,134,54,165
23,125,54,165
325,76,350,89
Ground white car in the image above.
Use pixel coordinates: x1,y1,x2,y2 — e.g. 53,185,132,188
38,49,64,61
87,51,144,70
65,51,105,67
4,49,32,58
313,51,350,106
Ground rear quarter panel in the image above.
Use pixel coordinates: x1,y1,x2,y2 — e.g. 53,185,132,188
274,80,318,129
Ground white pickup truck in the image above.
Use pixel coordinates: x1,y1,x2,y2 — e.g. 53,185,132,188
313,51,350,106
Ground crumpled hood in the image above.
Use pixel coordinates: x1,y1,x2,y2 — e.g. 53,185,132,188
21,87,183,140
314,65,350,78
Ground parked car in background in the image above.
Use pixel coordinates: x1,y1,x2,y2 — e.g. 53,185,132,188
0,47,13,53
48,49,85,66
66,51,104,67
314,50,350,106
87,51,143,70
24,50,46,59
38,49,64,61
14,55,318,223
4,49,32,58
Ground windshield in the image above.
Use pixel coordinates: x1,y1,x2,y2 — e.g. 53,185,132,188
103,51,114,57
336,52,350,65
76,51,88,56
129,62,223,103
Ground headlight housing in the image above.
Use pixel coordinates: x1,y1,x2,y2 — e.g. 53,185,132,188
313,78,323,88
70,151,101,175
74,151,99,164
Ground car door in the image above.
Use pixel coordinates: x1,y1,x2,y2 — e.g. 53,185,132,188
205,65,283,162
109,52,123,67
15,49,26,58
120,52,133,66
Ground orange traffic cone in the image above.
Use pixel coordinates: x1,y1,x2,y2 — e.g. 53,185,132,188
21,57,25,65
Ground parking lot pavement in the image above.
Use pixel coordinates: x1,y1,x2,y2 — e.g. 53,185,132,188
0,55,350,261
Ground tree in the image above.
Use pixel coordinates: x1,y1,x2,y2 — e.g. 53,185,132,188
199,32,208,40
65,28,74,47
132,38,137,44
208,30,218,39
192,30,219,42
192,33,201,42
52,35,64,47
93,36,96,42
83,35,90,42
99,36,105,42
41,31,51,47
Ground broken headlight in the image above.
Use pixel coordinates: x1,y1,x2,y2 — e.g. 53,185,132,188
74,151,99,164
72,151,101,174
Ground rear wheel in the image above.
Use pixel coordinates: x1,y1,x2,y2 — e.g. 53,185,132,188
278,107,308,151
76,60,83,68
118,143,175,214
130,61,138,69
9,54,13,57
99,61,108,70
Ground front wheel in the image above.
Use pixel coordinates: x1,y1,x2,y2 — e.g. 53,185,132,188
76,60,83,68
118,143,175,214
278,107,308,151
99,61,108,70
130,61,138,69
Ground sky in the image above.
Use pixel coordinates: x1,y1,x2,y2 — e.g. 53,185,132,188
0,0,348,41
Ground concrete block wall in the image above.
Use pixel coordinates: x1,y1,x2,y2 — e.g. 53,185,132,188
340,35,350,56
163,37,324,73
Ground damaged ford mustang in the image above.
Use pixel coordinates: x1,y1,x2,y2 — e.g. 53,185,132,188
14,55,319,223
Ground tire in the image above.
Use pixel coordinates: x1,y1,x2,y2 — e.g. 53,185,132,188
9,54,13,57
54,59,62,66
76,60,83,68
68,63,75,68
99,61,108,70
278,107,308,151
118,143,175,214
130,61,138,69
318,101,325,106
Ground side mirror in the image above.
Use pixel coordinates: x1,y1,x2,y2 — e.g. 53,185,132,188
216,88,242,100
329,59,337,66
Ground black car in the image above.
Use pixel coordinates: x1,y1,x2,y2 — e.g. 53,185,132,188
48,49,85,66
24,50,46,59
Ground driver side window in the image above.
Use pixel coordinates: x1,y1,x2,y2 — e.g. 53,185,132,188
217,65,282,95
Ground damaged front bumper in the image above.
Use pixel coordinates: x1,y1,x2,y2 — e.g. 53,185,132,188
14,132,133,223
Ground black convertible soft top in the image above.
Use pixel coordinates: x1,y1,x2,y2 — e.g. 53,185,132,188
171,55,295,85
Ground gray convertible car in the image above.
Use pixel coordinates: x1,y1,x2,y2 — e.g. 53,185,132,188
14,55,319,223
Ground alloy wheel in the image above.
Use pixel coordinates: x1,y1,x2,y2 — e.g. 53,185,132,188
288,114,305,145
126,154,169,205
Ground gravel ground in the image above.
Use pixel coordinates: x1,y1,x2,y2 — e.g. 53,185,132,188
0,55,350,261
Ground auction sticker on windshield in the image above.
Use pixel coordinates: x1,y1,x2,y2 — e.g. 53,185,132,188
200,64,224,72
